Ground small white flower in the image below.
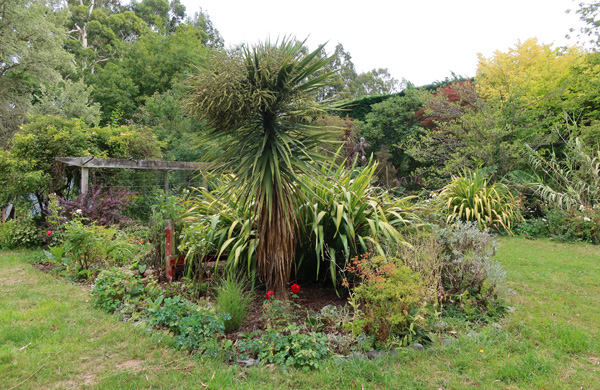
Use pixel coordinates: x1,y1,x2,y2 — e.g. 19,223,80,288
542,218,547,222
75,209,83,215
579,205,585,211
584,217,592,222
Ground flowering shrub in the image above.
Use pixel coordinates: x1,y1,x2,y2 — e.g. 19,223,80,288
344,254,425,345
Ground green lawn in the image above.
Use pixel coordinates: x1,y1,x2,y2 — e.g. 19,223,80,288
1,238,599,389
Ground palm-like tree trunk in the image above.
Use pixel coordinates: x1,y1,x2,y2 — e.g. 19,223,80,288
257,186,295,299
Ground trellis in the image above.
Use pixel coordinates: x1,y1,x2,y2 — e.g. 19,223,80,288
56,156,210,281
55,156,209,194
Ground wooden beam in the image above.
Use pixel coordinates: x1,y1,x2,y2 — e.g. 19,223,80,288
81,167,89,195
56,157,209,171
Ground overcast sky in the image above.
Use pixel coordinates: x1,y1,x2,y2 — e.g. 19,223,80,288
181,0,587,86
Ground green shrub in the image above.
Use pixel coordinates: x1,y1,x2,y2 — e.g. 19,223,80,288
237,324,330,371
440,170,521,232
0,218,40,249
545,206,600,244
174,309,230,354
91,268,144,313
296,158,418,286
525,137,600,210
63,217,115,270
344,255,425,345
146,296,195,332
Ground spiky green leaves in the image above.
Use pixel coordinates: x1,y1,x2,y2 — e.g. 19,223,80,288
440,170,521,232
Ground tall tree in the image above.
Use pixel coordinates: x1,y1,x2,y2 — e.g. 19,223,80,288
0,0,72,147
187,39,337,298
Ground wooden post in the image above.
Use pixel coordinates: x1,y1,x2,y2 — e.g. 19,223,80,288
81,167,89,195
164,218,185,282
163,171,169,195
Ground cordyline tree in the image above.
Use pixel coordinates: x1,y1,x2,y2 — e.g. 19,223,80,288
186,38,337,299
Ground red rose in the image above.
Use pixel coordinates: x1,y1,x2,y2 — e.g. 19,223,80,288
46,230,52,236
291,283,300,294
266,290,274,300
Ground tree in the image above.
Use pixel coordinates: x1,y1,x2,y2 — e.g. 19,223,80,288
358,87,424,182
187,38,337,298
406,81,522,188
66,2,149,76
30,79,102,126
350,68,402,99
567,1,600,50
476,38,582,137
0,0,72,147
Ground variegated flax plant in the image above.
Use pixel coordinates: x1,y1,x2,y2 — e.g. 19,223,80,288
186,38,338,299
439,169,521,232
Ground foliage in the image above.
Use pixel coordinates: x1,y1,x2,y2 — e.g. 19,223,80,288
0,115,162,214
358,88,424,179
237,324,330,371
179,180,256,277
62,217,115,271
146,296,195,332
393,231,445,304
0,0,72,146
30,79,102,126
215,273,253,333
517,206,600,244
91,267,144,313
186,37,338,298
59,184,134,226
436,221,508,304
136,83,208,162
343,255,425,345
349,68,401,99
296,158,418,286
261,299,300,329
174,309,230,354
567,1,600,50
406,81,521,188
439,170,521,231
476,38,581,117
0,218,41,250
524,137,600,210
182,159,417,289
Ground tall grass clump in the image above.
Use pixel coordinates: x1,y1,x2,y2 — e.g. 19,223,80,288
215,272,253,333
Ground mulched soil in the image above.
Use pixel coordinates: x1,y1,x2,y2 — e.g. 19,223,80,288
231,285,348,338
32,261,60,273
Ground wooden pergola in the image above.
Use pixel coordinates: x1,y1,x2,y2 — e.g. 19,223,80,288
55,157,209,194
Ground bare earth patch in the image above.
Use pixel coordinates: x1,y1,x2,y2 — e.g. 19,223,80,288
116,359,144,372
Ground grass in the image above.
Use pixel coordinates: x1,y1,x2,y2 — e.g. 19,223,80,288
1,237,599,389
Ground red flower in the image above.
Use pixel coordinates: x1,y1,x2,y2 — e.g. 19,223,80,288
291,283,300,294
266,290,274,300
46,230,52,236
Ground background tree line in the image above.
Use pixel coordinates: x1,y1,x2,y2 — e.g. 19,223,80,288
4,0,600,212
